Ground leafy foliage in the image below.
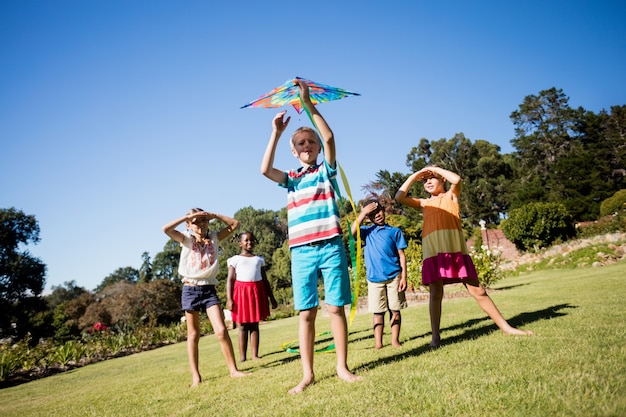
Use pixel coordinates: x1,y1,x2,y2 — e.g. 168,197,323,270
404,239,423,291
94,267,139,294
502,202,576,251
469,246,505,288
0,208,47,341
600,189,626,217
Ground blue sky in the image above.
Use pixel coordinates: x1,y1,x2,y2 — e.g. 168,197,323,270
1,1,625,292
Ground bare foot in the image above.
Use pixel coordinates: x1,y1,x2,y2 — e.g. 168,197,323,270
375,343,383,350
251,355,261,360
288,375,315,394
190,376,201,387
337,368,363,383
391,342,402,349
428,341,440,349
230,370,251,378
503,328,534,336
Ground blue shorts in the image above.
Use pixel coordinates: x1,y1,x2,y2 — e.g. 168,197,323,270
290,236,352,310
181,285,220,312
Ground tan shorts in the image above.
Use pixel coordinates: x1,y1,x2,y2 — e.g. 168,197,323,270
368,276,407,313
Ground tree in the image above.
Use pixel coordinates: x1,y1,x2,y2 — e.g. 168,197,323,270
138,252,153,284
152,239,181,282
94,266,139,293
509,89,625,220
46,280,88,310
509,88,589,217
510,87,580,178
0,207,47,340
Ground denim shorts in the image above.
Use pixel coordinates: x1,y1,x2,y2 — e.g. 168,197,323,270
290,236,352,310
181,285,220,312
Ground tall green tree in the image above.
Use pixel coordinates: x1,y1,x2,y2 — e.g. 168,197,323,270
151,239,181,282
138,252,153,284
509,88,581,209
509,88,625,220
0,208,47,340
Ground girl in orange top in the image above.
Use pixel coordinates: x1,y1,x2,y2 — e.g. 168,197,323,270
395,166,532,347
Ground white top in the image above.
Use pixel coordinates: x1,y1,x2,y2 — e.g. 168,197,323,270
226,255,265,282
178,231,220,285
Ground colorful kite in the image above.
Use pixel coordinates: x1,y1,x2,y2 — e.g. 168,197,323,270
240,77,360,114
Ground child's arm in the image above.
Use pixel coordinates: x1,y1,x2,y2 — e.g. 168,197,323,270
297,79,336,166
162,214,194,243
395,172,424,209
211,213,239,241
261,267,278,309
350,201,379,237
397,248,407,292
261,111,291,184
226,265,236,311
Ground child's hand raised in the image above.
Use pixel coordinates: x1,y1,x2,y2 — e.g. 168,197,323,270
296,78,311,102
272,110,291,133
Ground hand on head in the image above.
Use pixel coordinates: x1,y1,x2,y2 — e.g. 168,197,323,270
363,201,381,216
415,168,434,181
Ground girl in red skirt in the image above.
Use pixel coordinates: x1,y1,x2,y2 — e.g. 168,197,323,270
226,231,278,361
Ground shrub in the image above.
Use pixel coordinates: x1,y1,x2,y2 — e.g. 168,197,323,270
503,202,576,252
404,239,423,290
576,213,626,238
600,189,626,217
469,246,504,288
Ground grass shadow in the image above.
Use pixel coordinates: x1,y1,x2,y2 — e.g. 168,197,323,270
354,303,577,373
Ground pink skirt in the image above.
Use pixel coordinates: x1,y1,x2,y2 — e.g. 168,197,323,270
231,280,270,324
421,252,478,285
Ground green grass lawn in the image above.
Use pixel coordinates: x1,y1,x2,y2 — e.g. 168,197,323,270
1,262,625,417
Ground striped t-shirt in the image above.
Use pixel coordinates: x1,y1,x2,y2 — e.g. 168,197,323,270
280,160,342,248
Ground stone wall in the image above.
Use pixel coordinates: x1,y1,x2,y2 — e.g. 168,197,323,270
466,229,519,261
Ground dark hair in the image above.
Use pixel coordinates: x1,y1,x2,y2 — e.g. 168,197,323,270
363,198,384,217
236,231,258,244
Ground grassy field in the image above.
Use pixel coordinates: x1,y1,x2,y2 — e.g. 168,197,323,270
1,262,625,417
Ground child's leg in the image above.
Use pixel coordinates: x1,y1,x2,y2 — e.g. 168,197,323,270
326,304,362,383
372,313,384,349
389,310,402,348
249,322,260,359
288,307,317,394
185,311,202,386
237,324,248,362
464,280,533,336
206,305,249,377
429,281,444,347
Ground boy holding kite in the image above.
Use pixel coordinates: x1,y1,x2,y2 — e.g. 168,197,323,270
260,79,362,394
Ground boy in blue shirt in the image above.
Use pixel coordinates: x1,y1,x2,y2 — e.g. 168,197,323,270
352,199,408,349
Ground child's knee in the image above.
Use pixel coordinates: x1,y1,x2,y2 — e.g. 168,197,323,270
325,304,345,317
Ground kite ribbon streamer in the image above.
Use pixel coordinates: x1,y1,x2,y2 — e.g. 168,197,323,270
300,95,362,327
281,331,335,354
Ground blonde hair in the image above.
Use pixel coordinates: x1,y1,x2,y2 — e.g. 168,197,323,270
290,126,321,150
